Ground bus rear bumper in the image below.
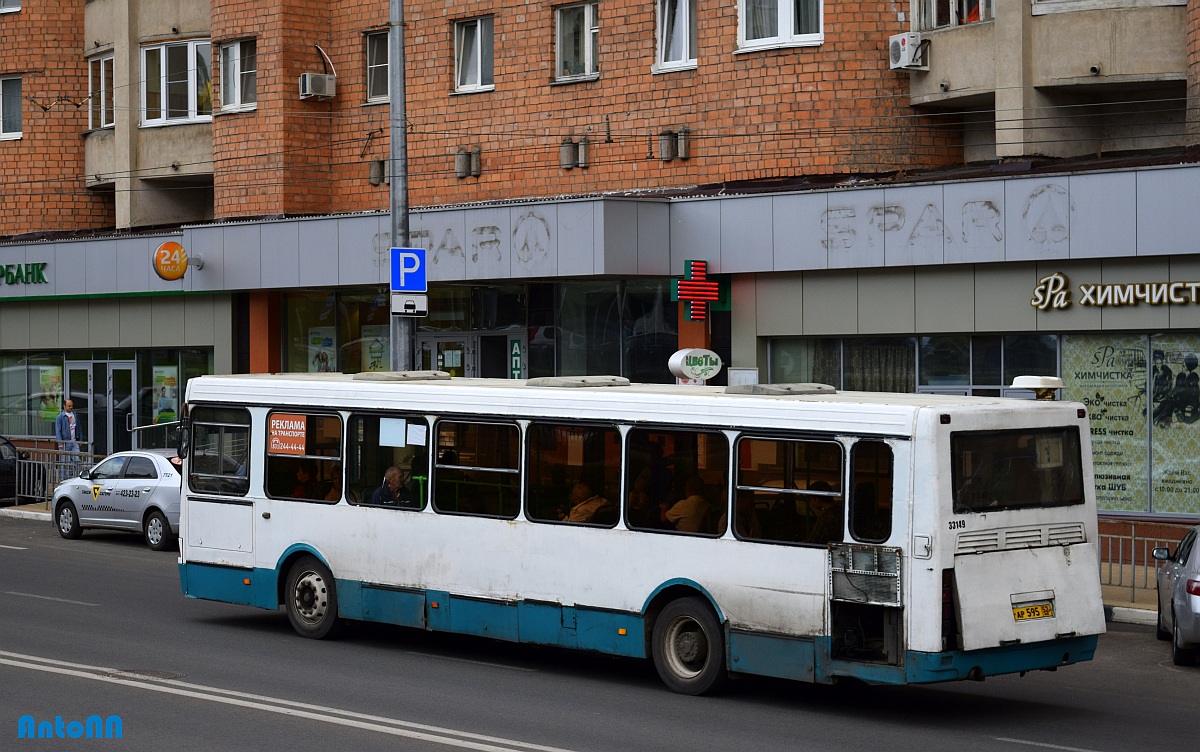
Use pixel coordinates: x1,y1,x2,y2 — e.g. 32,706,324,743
900,634,1100,684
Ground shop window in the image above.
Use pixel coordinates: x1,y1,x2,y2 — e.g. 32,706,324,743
189,407,251,496
850,441,893,543
735,437,844,544
432,420,520,517
346,413,429,508
919,336,970,387
264,412,342,502
1003,334,1058,384
526,422,620,525
625,427,728,536
844,337,916,392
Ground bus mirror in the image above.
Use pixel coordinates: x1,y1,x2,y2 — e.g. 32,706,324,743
177,420,190,459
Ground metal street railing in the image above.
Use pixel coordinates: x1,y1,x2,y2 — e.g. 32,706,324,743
1098,523,1193,604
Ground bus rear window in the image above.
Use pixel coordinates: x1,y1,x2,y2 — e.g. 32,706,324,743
951,427,1085,513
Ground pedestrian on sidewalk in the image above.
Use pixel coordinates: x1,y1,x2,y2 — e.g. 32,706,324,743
55,399,80,481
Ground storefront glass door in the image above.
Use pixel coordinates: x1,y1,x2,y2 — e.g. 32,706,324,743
65,361,135,458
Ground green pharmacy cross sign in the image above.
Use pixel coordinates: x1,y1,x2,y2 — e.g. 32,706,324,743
671,260,720,321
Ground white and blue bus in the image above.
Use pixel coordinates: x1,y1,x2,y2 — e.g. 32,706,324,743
177,371,1106,694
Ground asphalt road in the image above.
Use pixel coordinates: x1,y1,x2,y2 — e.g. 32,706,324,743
1,516,1194,752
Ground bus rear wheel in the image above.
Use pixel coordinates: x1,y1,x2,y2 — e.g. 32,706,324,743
651,597,728,695
285,555,341,639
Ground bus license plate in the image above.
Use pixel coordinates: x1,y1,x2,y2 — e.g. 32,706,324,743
1012,602,1054,621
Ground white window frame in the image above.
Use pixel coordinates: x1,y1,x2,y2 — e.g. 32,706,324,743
919,0,994,29
655,0,697,72
0,76,21,140
88,55,114,129
141,39,213,126
0,1,21,14
737,0,823,52
555,3,599,82
219,39,257,112
366,32,389,103
454,17,495,93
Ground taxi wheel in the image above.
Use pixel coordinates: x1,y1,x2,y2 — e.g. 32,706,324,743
144,510,173,552
285,555,341,640
56,501,82,540
651,596,729,695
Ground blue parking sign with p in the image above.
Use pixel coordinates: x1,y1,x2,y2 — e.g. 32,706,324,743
391,248,427,293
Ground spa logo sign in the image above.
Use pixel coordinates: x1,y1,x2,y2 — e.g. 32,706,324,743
1032,272,1200,311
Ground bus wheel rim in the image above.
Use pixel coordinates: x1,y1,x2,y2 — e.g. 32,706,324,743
293,571,328,623
664,615,707,679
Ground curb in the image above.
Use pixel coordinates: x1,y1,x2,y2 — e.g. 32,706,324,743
0,508,51,522
1104,605,1156,626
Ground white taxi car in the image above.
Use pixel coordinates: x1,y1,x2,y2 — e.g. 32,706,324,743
52,451,182,551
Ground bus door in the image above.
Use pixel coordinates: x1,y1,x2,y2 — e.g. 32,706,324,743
827,440,904,667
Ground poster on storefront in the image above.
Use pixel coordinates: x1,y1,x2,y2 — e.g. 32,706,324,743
308,326,336,372
37,367,63,430
152,366,178,423
360,325,390,373
1061,335,1147,512
1149,335,1200,515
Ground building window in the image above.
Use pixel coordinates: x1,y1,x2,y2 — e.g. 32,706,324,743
555,3,599,81
366,32,389,102
454,17,494,92
0,1,20,13
88,56,114,129
657,0,696,69
219,39,257,111
0,76,20,138
739,0,822,51
920,0,994,29
142,40,212,125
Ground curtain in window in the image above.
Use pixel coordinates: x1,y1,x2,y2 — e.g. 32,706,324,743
844,337,916,393
196,44,212,115
746,0,778,40
458,22,480,87
794,0,819,35
661,0,686,62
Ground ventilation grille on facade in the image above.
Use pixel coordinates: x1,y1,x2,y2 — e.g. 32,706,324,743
955,522,1086,554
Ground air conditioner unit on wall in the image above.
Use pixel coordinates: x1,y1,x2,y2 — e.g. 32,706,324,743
299,73,336,99
889,32,925,70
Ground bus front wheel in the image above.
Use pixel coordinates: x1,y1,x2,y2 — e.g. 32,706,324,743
285,555,341,639
651,597,728,695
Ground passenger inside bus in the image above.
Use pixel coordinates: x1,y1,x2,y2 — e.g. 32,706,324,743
371,466,404,505
805,482,844,543
292,460,321,499
662,477,712,532
560,480,614,523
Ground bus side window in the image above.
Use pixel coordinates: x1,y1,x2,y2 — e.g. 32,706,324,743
264,412,342,503
346,414,429,510
626,427,729,536
735,437,844,544
525,422,620,526
188,406,251,496
850,441,893,543
432,420,520,518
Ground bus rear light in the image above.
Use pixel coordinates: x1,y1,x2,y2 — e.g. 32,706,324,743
1186,579,1200,597
1077,409,1086,418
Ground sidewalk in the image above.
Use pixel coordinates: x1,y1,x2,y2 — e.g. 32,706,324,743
1,501,1157,626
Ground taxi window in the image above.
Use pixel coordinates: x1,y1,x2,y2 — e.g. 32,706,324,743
92,456,127,480
125,456,158,480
